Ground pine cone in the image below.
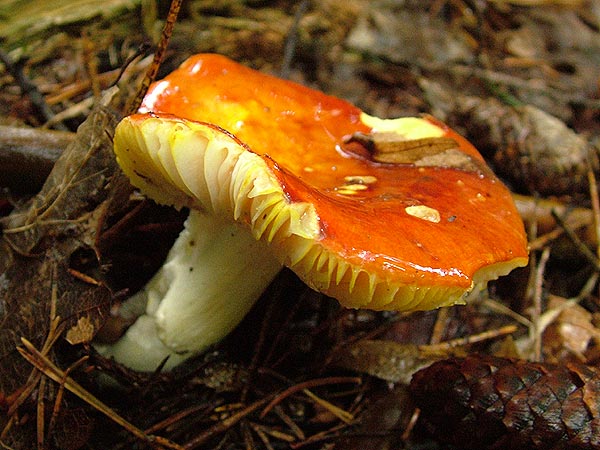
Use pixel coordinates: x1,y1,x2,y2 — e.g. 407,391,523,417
409,355,600,449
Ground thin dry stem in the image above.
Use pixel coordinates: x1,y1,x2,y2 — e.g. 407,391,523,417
532,247,551,361
126,0,182,114
552,209,600,271
420,324,518,354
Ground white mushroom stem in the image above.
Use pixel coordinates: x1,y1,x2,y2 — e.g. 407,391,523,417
98,209,282,372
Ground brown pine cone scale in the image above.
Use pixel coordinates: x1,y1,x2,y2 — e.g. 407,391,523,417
409,355,600,449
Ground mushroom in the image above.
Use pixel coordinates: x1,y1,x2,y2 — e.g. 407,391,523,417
101,54,528,371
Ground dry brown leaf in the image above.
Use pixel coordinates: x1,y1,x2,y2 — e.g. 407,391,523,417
543,295,600,361
0,97,126,448
66,316,97,345
332,340,436,384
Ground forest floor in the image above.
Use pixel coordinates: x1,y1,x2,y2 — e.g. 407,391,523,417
1,1,600,449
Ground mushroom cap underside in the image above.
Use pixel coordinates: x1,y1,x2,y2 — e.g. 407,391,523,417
113,54,528,311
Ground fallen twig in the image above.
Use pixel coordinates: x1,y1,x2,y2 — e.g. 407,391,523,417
260,377,361,419
17,338,183,450
551,209,600,272
126,0,182,114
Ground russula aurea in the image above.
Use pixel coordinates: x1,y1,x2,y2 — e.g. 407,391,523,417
103,54,528,371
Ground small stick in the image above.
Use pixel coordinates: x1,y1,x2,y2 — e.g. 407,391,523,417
280,0,309,79
536,272,599,335
587,153,600,251
420,324,518,353
126,0,183,114
429,307,449,345
551,209,600,272
36,375,46,450
18,338,184,450
289,422,348,449
260,377,361,419
586,148,600,298
302,389,354,424
532,247,550,361
143,404,213,436
46,356,89,442
273,405,305,440
251,422,296,443
400,407,421,441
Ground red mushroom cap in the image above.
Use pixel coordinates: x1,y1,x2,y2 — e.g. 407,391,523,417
114,54,528,311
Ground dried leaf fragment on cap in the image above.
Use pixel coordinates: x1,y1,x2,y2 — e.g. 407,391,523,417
102,54,528,371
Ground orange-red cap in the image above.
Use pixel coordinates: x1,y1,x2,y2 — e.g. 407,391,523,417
114,54,528,311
